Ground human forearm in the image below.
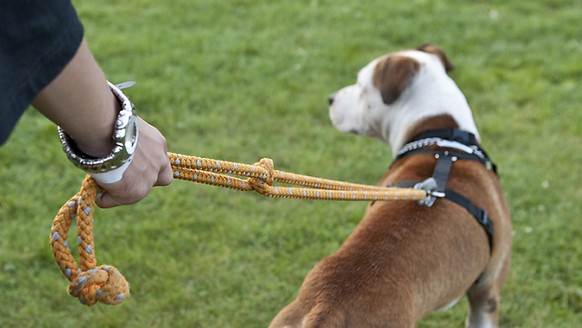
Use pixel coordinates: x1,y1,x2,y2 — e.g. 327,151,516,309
32,38,117,157
32,37,173,207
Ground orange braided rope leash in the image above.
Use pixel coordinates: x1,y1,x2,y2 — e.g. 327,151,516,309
51,153,428,305
169,153,427,201
51,176,129,306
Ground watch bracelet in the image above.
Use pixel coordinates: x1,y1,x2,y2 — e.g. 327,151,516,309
58,81,138,174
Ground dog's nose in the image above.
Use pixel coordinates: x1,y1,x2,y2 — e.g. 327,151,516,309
328,92,337,106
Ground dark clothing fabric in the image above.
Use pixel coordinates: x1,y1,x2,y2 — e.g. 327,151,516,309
0,0,84,145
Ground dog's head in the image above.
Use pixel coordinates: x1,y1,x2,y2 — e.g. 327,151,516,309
328,44,479,155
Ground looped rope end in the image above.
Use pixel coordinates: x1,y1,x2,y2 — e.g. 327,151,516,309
52,175,129,306
68,265,130,306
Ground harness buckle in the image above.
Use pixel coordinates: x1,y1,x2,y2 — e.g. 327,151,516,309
414,178,444,207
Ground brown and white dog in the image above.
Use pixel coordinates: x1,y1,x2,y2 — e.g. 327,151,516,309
269,45,512,328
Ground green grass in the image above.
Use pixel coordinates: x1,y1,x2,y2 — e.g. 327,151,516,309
1,0,581,326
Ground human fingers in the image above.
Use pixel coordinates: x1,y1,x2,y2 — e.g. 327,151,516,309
96,118,171,208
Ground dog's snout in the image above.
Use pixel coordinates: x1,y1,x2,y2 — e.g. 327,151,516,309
328,92,337,106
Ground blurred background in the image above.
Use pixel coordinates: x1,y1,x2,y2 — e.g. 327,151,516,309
1,0,581,326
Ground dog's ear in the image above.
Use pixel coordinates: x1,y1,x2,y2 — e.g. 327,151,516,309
417,44,455,72
373,56,420,105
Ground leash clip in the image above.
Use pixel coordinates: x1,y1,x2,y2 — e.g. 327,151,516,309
414,178,443,207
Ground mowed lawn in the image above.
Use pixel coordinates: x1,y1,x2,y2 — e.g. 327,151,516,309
1,0,581,327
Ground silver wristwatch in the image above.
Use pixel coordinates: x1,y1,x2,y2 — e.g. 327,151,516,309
58,81,139,178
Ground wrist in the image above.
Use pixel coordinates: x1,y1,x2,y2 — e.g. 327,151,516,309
59,81,139,183
73,93,120,157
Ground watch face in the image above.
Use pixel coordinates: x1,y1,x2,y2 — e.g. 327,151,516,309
125,116,139,155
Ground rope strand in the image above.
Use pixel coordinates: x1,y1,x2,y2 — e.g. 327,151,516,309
169,153,427,201
51,152,428,305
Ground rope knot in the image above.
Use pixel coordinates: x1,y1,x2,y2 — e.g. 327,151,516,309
248,158,275,195
68,265,130,306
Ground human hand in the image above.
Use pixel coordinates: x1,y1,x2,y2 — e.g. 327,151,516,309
95,117,173,208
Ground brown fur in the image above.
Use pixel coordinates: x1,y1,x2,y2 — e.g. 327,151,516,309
269,117,511,327
373,56,420,105
417,44,455,72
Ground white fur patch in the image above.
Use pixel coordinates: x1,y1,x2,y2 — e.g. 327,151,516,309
329,49,479,155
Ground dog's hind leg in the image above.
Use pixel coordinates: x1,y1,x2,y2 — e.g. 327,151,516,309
465,289,499,328
465,253,511,328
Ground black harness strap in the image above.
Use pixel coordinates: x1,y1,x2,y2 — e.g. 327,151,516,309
432,152,454,192
395,129,497,174
410,128,480,146
444,189,494,249
393,129,497,252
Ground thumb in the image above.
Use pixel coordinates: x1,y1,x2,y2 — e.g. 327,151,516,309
96,191,123,208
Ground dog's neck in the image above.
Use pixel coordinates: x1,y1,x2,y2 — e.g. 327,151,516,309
387,105,481,155
389,114,481,157
383,67,480,156
405,115,460,144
